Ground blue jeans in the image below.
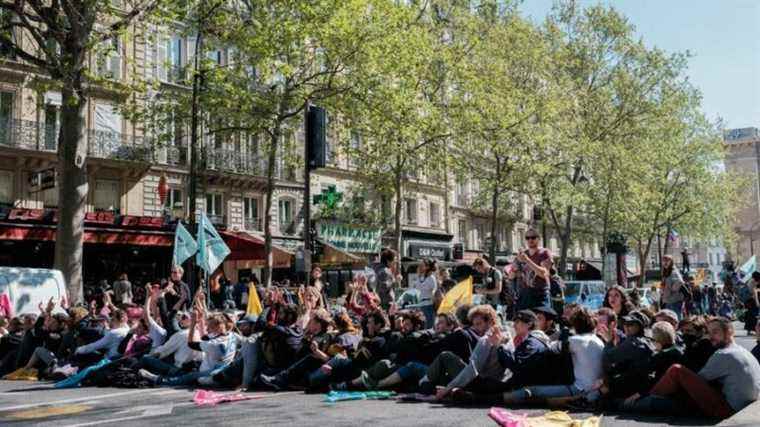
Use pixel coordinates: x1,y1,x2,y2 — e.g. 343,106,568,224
140,356,180,377
159,368,215,386
421,305,436,329
397,362,428,382
506,384,587,402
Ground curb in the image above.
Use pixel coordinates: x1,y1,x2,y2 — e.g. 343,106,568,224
718,400,760,426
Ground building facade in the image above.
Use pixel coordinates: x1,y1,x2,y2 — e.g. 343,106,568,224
725,127,760,262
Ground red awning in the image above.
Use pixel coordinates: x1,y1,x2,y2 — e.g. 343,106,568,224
0,224,173,247
220,231,293,267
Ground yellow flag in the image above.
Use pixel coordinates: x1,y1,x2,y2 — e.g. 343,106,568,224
694,268,707,286
246,283,263,316
437,276,473,314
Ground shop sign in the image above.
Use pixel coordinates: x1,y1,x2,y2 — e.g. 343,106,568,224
317,222,382,254
409,244,451,260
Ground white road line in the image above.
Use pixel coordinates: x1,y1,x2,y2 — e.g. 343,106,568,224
0,388,185,412
62,391,303,427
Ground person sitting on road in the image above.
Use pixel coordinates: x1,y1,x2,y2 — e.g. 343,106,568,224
498,307,605,406
139,310,201,378
601,310,656,398
619,321,684,411
533,306,559,340
446,309,553,403
678,315,716,372
139,292,236,387
72,309,129,366
627,317,760,419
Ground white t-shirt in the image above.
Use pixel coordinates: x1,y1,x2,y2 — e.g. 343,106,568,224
413,275,438,304
199,333,237,372
568,333,605,391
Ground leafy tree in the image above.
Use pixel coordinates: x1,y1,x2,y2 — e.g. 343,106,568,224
451,7,560,262
0,0,171,301
537,1,690,275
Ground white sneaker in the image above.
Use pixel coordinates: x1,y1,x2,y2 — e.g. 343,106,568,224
138,369,159,383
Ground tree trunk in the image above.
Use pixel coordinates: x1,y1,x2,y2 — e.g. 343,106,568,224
661,225,673,275
263,125,280,287
393,158,403,260
558,205,574,276
489,156,501,263
637,241,648,288
600,183,612,282
54,83,88,303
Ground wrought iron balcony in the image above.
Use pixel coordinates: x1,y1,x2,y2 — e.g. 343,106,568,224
0,118,153,162
205,148,265,175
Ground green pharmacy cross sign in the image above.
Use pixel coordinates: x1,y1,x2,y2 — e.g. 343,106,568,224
313,185,343,209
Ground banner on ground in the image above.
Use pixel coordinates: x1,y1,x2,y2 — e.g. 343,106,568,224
196,213,231,274
173,222,198,267
437,276,473,314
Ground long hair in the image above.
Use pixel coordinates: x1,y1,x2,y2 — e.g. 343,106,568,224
603,285,634,316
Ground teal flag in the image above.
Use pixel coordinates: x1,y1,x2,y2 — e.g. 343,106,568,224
196,213,231,273
740,255,756,277
173,222,198,267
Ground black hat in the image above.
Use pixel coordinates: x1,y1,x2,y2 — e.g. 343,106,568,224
532,306,558,320
514,310,537,325
621,311,649,328
236,314,258,326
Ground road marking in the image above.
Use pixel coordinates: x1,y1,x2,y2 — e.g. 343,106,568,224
0,388,184,412
63,391,304,427
7,404,93,419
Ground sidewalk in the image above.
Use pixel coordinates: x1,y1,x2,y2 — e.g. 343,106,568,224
719,400,760,426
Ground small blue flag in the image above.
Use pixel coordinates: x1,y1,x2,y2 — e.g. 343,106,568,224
173,222,198,267
196,213,231,273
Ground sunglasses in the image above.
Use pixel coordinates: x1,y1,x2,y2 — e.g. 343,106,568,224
525,236,539,240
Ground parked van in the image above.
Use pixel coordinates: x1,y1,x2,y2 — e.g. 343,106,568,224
0,267,68,316
564,280,607,310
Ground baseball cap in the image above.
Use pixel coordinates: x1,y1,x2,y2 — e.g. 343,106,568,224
622,311,650,328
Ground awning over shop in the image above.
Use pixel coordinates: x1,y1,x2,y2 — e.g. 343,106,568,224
220,230,293,268
0,224,173,246
318,239,366,268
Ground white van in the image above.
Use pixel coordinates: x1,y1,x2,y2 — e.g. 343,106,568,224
0,267,68,316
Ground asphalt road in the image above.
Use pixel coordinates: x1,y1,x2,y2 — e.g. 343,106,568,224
0,327,755,427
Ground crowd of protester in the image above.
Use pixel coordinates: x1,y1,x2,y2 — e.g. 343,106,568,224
1,230,759,421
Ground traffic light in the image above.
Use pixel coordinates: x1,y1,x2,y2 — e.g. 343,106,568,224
306,105,327,170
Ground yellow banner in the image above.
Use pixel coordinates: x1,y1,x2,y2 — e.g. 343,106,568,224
437,276,473,314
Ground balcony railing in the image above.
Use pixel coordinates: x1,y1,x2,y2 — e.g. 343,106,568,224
0,118,152,162
244,217,262,231
206,148,265,175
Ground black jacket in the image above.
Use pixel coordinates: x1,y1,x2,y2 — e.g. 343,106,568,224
682,337,716,372
603,335,656,376
423,327,481,363
498,330,552,387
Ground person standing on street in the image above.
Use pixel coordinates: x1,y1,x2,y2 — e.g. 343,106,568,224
473,258,502,308
374,249,400,310
660,255,685,320
112,273,133,306
515,229,552,310
412,259,438,328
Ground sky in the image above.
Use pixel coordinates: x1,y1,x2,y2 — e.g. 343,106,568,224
518,0,760,130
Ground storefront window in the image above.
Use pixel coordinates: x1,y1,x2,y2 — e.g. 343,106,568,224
164,188,183,210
